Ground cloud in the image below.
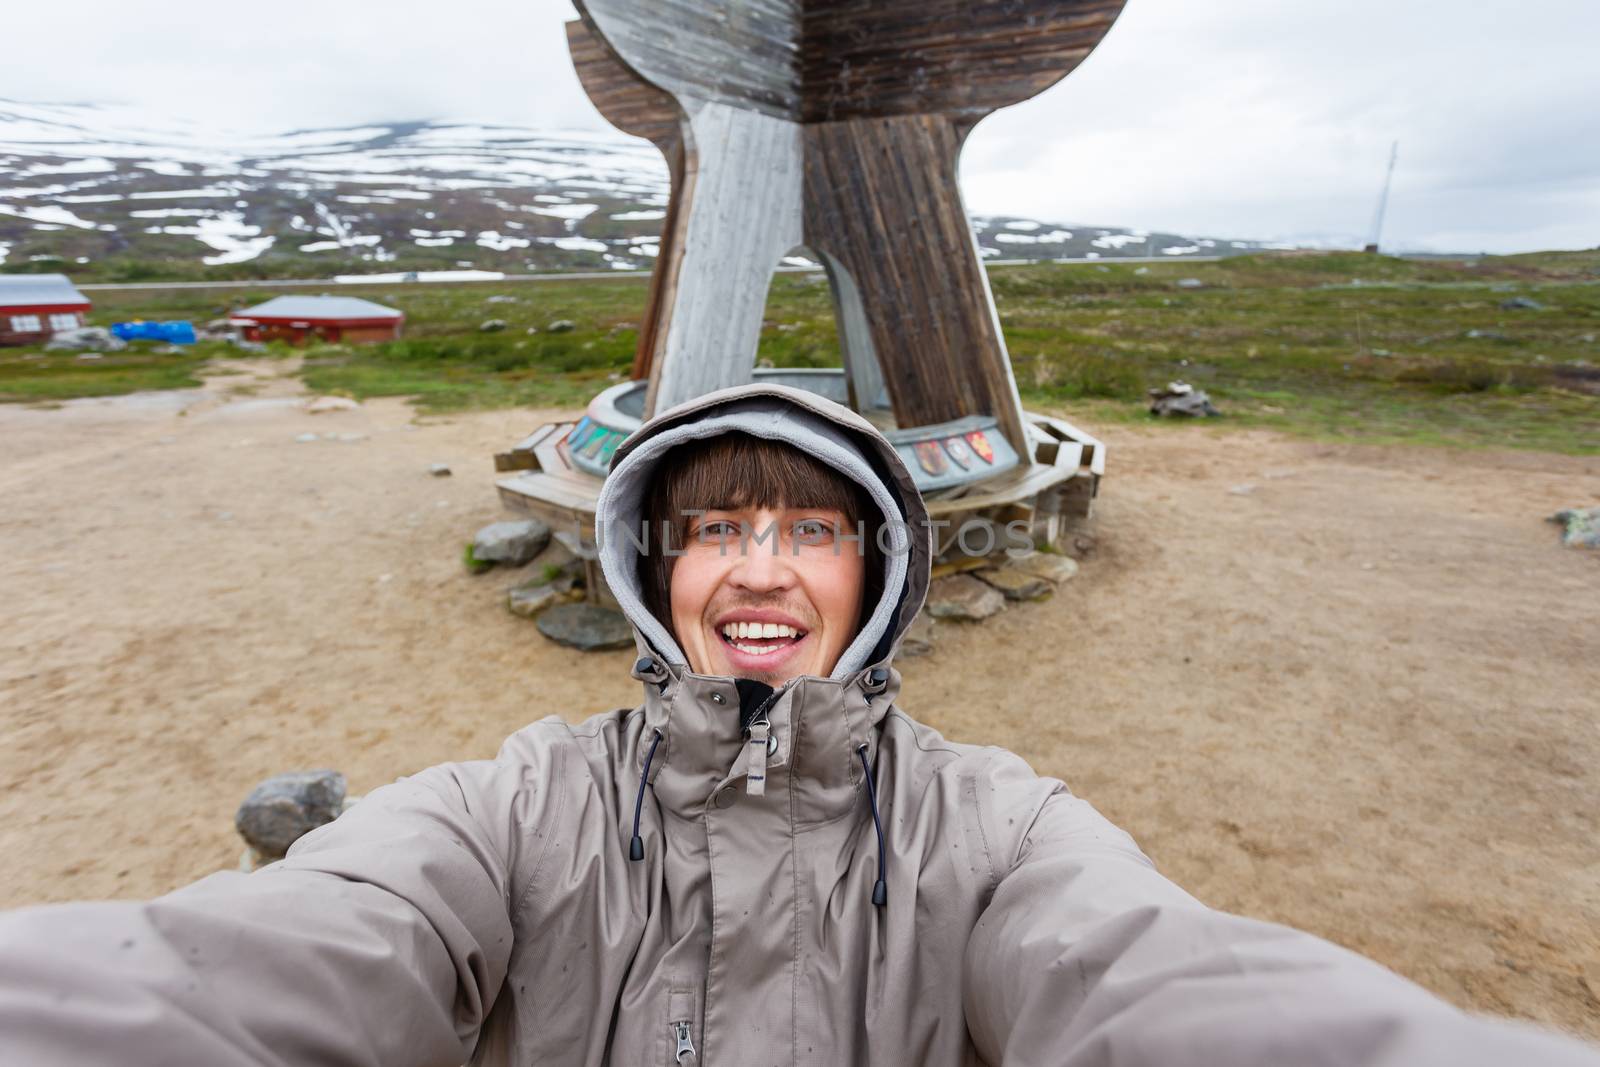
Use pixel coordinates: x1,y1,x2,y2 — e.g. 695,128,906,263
2,0,1595,253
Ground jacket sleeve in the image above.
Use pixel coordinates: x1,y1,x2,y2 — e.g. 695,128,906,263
962,752,1599,1067
0,751,541,1067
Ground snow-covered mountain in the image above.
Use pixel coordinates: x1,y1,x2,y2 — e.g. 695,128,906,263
0,100,1299,278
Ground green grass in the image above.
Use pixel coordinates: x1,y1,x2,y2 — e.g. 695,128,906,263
4,251,1598,453
0,343,215,402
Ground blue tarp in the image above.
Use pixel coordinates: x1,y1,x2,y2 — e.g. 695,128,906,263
112,321,197,344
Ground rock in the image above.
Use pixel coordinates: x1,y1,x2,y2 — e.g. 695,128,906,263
479,319,508,333
76,353,102,361
234,770,347,860
1134,267,1150,275
1465,329,1510,341
537,603,634,650
546,319,576,333
1008,551,1080,584
978,566,1051,601
294,432,319,443
925,574,1006,621
1548,507,1600,549
463,543,495,574
1499,297,1544,311
473,519,551,566
1175,278,1204,289
484,295,518,304
1070,533,1098,558
900,613,935,657
1149,381,1220,417
429,463,452,477
44,326,125,352
507,582,563,618
307,396,359,414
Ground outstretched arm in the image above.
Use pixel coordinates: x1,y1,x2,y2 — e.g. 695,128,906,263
0,756,533,1067
962,756,1598,1067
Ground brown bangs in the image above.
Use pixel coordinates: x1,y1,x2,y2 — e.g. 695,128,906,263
639,432,883,626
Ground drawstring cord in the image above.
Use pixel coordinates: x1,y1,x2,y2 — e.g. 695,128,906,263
856,743,888,907
629,728,664,861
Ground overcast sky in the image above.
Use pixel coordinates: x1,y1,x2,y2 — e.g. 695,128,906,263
4,0,1596,253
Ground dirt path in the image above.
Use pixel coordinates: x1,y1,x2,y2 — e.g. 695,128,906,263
2,362,1597,1040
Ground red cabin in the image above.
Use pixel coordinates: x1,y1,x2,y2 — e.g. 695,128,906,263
229,295,404,346
0,274,91,346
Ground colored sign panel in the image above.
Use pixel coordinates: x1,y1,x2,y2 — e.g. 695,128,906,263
963,429,995,464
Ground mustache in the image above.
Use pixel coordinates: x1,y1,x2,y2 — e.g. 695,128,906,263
703,592,819,629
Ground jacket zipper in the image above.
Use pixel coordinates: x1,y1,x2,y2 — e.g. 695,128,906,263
672,1019,696,1062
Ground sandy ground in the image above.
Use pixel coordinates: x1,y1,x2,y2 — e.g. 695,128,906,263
2,358,1597,1041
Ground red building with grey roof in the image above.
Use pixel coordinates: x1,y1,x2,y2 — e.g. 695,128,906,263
0,274,91,347
229,295,404,346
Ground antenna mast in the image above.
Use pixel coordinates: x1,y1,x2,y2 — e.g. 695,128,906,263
1364,141,1398,253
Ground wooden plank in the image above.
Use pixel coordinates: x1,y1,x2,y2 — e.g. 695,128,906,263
566,17,688,382
645,102,804,415
800,0,1125,122
803,113,1029,452
575,0,803,120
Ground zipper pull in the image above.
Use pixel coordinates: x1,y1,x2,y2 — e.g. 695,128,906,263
673,1019,696,1062
745,719,769,796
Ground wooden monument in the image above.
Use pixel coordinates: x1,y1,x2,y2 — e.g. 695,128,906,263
498,0,1123,584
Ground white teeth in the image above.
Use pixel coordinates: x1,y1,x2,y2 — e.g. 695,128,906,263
720,621,804,641
732,642,777,656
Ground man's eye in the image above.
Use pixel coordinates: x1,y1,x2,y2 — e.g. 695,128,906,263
793,519,833,542
698,520,740,540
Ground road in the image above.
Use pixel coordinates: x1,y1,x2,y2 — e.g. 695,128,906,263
76,257,1228,293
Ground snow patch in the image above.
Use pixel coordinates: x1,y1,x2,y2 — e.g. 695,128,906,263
0,203,99,229
538,236,608,253
477,231,531,251
611,209,665,221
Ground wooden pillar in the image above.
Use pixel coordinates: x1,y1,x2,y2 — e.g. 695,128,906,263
567,0,1127,451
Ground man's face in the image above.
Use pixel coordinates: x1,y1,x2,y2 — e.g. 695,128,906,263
669,506,865,685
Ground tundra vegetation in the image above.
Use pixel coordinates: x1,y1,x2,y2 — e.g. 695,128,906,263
3,252,1596,454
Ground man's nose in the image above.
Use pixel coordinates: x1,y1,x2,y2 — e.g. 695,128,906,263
729,531,796,592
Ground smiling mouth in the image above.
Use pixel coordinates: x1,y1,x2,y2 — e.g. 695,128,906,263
718,621,808,657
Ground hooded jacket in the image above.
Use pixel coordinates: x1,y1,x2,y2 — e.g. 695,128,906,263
0,384,1595,1067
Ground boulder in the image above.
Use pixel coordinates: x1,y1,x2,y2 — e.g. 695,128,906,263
473,519,551,566
1499,296,1544,311
429,463,452,477
235,770,346,860
479,319,508,333
1175,278,1204,289
1007,551,1080,584
1548,507,1600,549
1149,381,1220,417
306,396,359,414
484,295,518,304
546,319,576,333
44,326,125,352
537,603,634,650
978,566,1051,601
507,582,563,618
926,574,1006,621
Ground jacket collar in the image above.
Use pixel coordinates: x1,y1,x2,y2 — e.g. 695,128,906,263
631,655,900,820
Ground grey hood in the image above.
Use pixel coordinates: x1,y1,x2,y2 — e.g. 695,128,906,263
595,383,931,680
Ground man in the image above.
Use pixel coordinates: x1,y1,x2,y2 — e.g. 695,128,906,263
0,383,1594,1066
